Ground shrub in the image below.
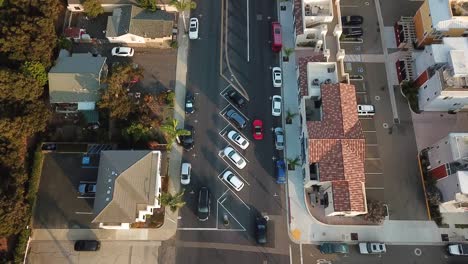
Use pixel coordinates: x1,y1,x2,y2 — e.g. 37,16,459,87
165,91,175,107
13,228,31,264
20,61,47,88
57,36,72,51
364,199,386,224
83,0,104,18
170,40,178,49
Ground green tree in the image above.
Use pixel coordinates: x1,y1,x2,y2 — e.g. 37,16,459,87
286,156,300,170
0,194,29,237
0,101,51,140
0,69,43,101
138,0,158,11
170,0,197,32
20,61,48,86
158,190,186,212
159,118,190,147
283,47,294,59
57,36,72,50
123,123,151,143
83,0,104,18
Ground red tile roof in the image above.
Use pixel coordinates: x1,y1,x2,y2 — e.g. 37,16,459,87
308,83,366,213
298,56,327,97
294,0,303,35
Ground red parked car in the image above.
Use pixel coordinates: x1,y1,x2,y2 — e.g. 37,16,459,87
252,119,264,140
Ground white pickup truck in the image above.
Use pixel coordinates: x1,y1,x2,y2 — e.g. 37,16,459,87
448,244,468,256
359,242,386,254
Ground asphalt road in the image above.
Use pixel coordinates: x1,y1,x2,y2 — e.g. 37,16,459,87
291,243,468,264
172,0,290,263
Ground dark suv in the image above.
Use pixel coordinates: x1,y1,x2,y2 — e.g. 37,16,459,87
226,109,247,129
74,240,101,251
255,217,267,244
227,90,246,108
198,187,210,221
179,125,194,150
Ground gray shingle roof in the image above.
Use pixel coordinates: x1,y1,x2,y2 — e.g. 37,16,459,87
48,53,107,103
92,150,160,224
106,5,174,39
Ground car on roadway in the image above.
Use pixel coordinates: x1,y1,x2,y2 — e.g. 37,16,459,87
272,95,282,116
272,67,282,87
275,159,286,184
255,216,268,244
341,15,364,26
226,109,247,129
227,130,249,149
274,127,284,150
189,18,199,39
226,89,246,108
222,170,245,191
252,119,264,140
223,147,247,169
185,92,194,114
359,242,386,254
78,183,96,196
448,243,468,256
357,104,375,116
342,27,363,38
111,47,134,57
319,243,349,254
197,187,210,221
74,240,100,251
179,125,194,151
180,163,191,185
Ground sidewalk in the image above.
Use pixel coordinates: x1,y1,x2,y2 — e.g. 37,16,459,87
32,12,190,243
280,1,468,245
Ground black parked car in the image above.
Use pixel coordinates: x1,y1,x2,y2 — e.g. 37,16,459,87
226,89,246,108
74,240,101,251
198,187,210,221
342,27,363,37
341,15,363,26
185,92,194,114
226,109,247,129
255,217,267,244
179,125,194,150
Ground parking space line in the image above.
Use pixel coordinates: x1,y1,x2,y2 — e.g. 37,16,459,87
218,124,231,137
217,166,250,186
366,187,384,190
217,189,230,203
178,227,219,231
366,144,378,146
363,130,376,133
219,104,231,114
365,172,383,175
220,84,232,96
75,212,93,215
219,200,248,230
359,117,373,120
365,158,380,160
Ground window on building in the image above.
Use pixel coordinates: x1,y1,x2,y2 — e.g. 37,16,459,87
74,6,81,10
423,85,427,89
322,193,329,208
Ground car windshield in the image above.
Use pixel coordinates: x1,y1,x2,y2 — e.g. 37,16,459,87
182,174,189,180
255,127,261,133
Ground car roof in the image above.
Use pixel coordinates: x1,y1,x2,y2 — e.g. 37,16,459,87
182,163,190,173
228,174,243,187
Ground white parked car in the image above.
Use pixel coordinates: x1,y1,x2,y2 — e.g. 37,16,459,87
272,95,282,116
180,163,191,185
357,104,375,116
227,130,249,150
111,47,134,57
274,127,284,150
272,67,282,88
222,170,245,191
359,243,386,254
189,18,199,40
223,147,246,169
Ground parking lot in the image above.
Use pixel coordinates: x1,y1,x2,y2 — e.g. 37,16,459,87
345,62,427,220
34,153,100,229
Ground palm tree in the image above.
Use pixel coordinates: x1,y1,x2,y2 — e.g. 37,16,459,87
159,118,191,148
286,156,301,170
170,0,197,32
158,190,186,212
283,47,295,61
286,109,298,124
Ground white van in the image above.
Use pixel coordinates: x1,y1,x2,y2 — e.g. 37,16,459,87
357,104,375,116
